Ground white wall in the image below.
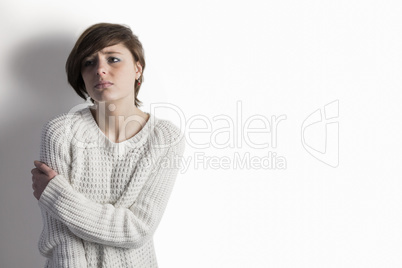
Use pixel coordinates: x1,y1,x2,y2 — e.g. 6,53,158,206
1,0,401,267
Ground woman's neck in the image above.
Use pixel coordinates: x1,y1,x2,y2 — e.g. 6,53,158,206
90,102,149,143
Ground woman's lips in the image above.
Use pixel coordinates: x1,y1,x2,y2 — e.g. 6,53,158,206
95,81,114,89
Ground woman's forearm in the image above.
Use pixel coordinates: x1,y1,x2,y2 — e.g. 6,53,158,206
38,139,185,249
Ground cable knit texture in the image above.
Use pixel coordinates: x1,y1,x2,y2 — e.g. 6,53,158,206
37,105,186,268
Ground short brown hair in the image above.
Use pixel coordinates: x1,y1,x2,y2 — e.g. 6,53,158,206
66,23,145,107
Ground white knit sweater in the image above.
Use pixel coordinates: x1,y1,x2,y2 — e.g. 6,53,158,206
37,105,185,268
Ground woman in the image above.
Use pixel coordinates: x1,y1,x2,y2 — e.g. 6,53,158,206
31,23,185,268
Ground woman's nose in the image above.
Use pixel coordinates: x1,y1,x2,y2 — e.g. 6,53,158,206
96,60,107,76
97,70,106,76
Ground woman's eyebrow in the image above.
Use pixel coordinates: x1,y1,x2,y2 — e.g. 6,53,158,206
100,51,122,55
83,51,122,59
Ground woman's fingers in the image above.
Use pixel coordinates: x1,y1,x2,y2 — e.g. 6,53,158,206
34,161,50,175
33,161,58,178
31,161,58,200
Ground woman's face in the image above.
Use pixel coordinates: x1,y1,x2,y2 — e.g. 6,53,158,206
81,43,141,104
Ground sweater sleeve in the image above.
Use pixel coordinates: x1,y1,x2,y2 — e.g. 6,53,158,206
38,120,186,249
37,117,88,266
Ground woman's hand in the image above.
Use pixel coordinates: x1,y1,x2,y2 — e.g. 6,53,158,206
31,160,58,200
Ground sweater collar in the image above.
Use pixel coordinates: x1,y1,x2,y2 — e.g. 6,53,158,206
81,105,156,152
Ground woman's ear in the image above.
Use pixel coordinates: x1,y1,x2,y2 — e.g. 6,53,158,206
135,61,142,78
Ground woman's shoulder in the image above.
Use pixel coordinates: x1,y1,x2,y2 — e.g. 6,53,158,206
151,116,185,149
41,106,88,139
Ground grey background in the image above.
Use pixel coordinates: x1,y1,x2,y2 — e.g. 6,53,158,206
0,34,83,267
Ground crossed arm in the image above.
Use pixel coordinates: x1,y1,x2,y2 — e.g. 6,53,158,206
32,119,185,250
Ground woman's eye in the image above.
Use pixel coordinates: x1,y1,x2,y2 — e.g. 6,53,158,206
109,57,120,63
83,60,95,67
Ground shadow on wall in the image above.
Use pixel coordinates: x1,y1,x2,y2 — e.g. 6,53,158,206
0,32,85,267
11,33,82,112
